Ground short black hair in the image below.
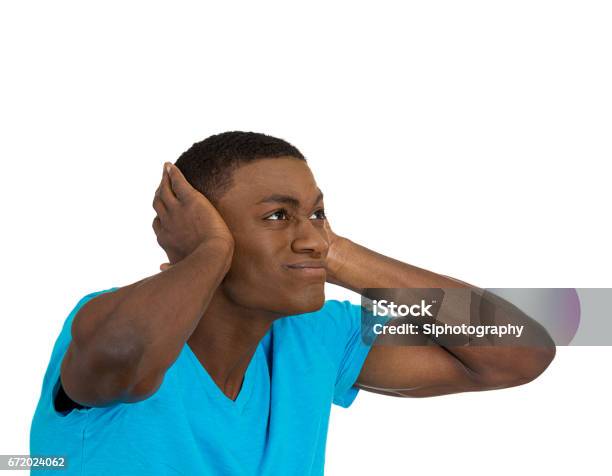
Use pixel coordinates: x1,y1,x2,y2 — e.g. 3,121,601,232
175,131,306,202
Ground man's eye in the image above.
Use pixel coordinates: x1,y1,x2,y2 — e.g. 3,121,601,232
265,210,289,221
310,209,326,220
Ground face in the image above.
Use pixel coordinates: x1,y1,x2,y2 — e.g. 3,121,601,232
214,157,329,316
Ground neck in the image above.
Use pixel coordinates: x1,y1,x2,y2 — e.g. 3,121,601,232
187,289,279,400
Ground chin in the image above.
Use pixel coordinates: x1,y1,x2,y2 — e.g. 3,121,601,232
224,279,326,316
286,288,326,315
263,284,326,316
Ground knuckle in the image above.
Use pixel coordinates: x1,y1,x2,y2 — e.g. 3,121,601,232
164,194,178,209
155,233,169,248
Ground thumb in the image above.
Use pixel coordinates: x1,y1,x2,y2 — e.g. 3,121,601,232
160,262,175,272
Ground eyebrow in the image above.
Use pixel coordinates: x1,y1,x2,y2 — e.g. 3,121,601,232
257,190,324,208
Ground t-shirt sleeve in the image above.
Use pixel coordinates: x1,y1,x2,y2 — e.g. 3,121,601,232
315,300,379,409
39,287,119,415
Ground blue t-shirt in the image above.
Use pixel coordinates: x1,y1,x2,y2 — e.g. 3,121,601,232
30,287,375,475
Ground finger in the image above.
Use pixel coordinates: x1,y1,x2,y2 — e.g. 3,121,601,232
159,162,179,207
160,262,174,271
166,163,193,202
152,190,168,221
152,215,163,236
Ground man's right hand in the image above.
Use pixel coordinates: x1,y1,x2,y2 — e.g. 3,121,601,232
152,162,234,265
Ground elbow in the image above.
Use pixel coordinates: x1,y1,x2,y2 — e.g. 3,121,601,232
480,345,556,390
523,344,556,382
62,336,150,407
83,336,168,403
67,306,163,405
70,307,146,384
78,326,146,380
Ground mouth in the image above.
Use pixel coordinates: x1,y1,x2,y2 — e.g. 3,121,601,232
283,261,327,279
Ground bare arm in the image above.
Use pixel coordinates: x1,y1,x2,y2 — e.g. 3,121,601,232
61,240,232,407
325,231,556,398
61,162,234,407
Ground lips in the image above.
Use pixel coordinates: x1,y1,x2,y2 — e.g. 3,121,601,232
284,261,327,278
286,260,326,269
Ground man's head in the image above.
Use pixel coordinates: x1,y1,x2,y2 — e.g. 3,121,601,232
176,131,307,204
176,132,329,317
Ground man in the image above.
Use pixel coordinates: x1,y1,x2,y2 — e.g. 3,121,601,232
30,131,555,475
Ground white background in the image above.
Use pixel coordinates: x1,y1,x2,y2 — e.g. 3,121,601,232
1,1,611,474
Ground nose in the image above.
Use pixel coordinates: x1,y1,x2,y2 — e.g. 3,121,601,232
291,218,329,256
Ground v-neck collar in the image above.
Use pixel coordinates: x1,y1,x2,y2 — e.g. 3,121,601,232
184,341,261,412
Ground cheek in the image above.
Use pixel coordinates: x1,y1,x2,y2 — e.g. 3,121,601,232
218,231,326,313
223,238,284,289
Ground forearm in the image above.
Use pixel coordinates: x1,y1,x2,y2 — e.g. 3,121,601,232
327,237,469,293
329,237,555,382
